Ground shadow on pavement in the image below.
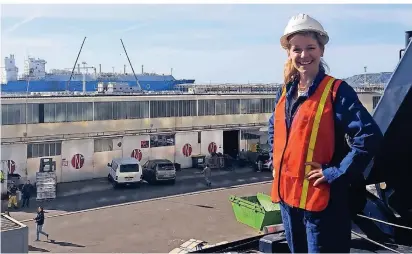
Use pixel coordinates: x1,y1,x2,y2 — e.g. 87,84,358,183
28,245,50,252
48,239,85,248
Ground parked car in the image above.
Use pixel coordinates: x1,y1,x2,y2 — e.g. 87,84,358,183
255,144,273,172
107,157,143,188
239,143,273,172
142,159,176,184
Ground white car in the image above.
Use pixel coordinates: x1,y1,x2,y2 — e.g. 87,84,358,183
107,157,143,188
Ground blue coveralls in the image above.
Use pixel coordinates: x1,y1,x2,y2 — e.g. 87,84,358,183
268,70,383,253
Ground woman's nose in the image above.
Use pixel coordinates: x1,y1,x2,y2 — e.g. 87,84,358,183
300,50,308,58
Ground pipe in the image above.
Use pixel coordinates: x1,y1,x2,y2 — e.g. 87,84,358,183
66,36,86,91
120,39,138,82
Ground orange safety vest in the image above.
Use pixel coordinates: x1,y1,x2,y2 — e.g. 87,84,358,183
271,75,342,212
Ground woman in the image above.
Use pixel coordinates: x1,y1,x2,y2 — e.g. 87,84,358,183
268,14,383,253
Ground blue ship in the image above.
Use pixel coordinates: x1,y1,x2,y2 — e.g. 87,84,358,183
1,54,195,93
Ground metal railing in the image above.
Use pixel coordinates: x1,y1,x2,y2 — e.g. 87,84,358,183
0,83,386,99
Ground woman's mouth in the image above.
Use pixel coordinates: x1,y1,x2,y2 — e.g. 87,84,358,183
299,60,313,65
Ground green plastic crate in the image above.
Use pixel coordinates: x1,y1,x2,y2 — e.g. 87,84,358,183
229,192,282,231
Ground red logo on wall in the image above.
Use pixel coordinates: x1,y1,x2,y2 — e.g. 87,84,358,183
6,160,16,174
182,143,192,157
71,154,85,169
208,142,217,154
131,149,143,161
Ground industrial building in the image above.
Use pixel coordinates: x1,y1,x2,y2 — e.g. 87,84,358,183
1,84,383,184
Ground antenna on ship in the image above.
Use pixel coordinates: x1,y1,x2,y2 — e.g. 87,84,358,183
66,36,87,91
120,39,142,91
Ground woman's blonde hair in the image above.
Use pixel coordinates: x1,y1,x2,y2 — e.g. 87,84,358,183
283,31,329,85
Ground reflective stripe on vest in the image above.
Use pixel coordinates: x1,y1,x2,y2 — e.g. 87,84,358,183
299,77,336,209
271,75,342,212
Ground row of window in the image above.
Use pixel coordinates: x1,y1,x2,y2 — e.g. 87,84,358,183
1,98,275,125
27,142,62,158
25,134,178,158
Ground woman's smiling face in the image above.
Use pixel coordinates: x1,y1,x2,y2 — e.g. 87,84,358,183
287,32,324,77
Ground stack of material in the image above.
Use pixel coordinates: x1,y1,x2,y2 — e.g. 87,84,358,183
36,171,56,201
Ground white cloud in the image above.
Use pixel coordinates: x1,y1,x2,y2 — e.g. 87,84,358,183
3,14,40,33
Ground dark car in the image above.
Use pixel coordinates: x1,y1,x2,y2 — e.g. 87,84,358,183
141,159,176,184
255,144,272,172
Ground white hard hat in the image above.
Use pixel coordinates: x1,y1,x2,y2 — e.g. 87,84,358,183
280,13,329,49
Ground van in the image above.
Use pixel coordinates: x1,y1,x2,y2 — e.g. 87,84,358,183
107,158,143,188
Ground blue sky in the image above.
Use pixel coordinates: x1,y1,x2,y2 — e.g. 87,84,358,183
1,4,412,83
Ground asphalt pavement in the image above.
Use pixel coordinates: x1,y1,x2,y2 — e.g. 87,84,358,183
21,182,273,253
8,167,273,222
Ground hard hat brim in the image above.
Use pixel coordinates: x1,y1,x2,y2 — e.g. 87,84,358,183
280,29,329,49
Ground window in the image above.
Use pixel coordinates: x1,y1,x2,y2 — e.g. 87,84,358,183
150,134,175,147
241,130,261,140
150,100,197,118
241,99,262,114
94,138,114,152
198,100,215,116
94,101,149,121
373,96,381,109
27,142,62,158
120,164,139,173
1,104,27,125
261,98,275,113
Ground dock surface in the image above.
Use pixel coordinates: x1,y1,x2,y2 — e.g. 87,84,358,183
22,182,272,253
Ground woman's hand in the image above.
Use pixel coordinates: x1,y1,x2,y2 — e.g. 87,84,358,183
305,162,327,187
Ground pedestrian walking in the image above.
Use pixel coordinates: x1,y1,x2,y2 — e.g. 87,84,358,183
201,164,212,187
34,206,49,241
21,180,32,208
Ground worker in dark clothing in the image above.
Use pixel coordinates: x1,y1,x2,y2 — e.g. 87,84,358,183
34,206,49,241
7,182,18,209
268,14,383,253
21,180,32,208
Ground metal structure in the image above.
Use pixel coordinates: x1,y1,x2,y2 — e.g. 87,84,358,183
0,82,384,99
1,214,29,253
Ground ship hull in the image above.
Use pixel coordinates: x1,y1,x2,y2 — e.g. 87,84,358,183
0,79,195,93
